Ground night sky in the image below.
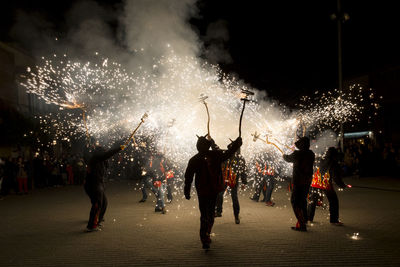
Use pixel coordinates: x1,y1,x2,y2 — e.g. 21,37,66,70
1,0,399,105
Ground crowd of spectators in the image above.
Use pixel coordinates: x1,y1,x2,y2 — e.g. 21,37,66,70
342,138,400,177
1,137,398,197
0,152,86,196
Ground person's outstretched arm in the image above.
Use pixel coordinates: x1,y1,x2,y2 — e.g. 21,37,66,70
92,144,123,163
331,162,347,188
221,137,242,162
283,151,296,163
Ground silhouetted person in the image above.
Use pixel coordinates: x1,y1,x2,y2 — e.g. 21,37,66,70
84,139,123,232
250,155,277,206
138,158,158,203
16,157,28,194
148,152,167,214
185,135,242,249
283,137,315,232
215,148,247,224
1,158,17,196
308,147,347,225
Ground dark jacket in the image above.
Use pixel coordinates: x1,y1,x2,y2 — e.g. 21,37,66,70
283,137,315,186
85,145,122,186
185,137,242,196
320,147,346,189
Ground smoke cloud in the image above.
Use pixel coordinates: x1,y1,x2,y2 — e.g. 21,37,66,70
16,0,357,174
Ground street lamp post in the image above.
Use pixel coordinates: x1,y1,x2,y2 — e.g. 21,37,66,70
331,0,349,152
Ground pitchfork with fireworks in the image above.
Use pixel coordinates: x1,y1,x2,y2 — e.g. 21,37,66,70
199,93,211,139
251,131,291,155
121,112,149,150
238,89,254,138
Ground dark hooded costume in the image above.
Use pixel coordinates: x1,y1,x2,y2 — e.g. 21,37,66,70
308,147,347,223
184,136,242,247
84,142,122,230
283,137,315,231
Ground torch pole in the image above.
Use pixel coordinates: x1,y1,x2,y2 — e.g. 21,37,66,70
238,100,247,138
123,113,148,148
204,102,210,138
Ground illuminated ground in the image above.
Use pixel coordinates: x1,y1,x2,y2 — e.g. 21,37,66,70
1,176,399,266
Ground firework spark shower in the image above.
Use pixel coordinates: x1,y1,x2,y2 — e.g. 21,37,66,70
19,0,379,172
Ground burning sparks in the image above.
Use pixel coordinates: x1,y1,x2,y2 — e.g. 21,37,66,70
20,49,380,180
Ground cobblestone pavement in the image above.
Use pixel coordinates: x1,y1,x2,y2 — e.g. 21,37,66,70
1,176,400,266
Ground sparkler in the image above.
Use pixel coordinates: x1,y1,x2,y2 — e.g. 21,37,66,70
81,108,91,145
59,101,91,145
20,50,380,183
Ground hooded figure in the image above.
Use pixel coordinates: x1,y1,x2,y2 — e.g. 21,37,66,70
320,147,346,188
84,140,123,232
283,137,315,231
185,135,242,249
308,147,346,225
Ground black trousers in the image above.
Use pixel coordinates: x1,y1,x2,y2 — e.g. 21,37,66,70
308,187,339,223
216,186,240,217
166,178,174,201
84,183,107,229
291,185,309,227
198,194,218,244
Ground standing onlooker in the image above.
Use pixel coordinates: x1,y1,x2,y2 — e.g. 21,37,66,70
66,162,74,185
16,157,28,194
1,158,17,196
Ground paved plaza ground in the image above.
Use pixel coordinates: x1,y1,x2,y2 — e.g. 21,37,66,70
1,176,400,266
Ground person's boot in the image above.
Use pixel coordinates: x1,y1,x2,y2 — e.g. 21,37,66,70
139,198,146,203
235,216,240,224
86,226,101,232
250,195,259,202
291,221,307,232
202,242,210,250
155,207,162,212
202,233,211,250
265,201,275,207
161,207,167,214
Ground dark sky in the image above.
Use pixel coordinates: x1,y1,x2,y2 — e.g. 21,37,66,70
1,0,399,104
195,0,400,102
